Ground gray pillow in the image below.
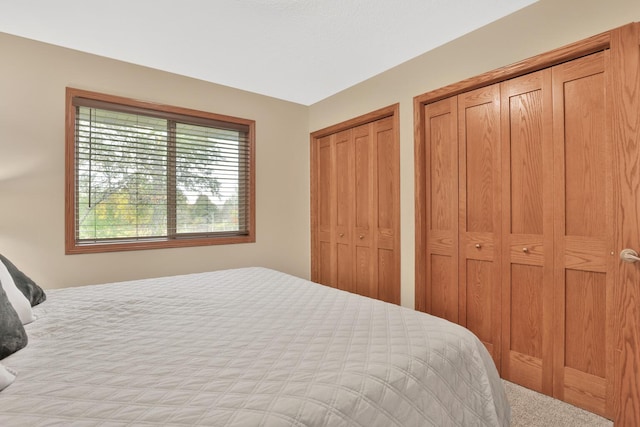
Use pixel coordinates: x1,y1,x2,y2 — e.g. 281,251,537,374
0,279,28,359
0,254,46,307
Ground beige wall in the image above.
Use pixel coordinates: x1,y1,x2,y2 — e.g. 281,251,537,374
0,32,311,288
309,0,640,308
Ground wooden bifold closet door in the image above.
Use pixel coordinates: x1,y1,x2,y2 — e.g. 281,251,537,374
551,51,614,416
422,97,458,322
311,106,400,305
458,84,502,367
502,52,614,416
417,48,616,418
500,69,555,398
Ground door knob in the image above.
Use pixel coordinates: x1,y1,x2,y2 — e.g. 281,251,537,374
620,249,640,263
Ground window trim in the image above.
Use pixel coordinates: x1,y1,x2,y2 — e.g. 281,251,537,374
65,87,256,254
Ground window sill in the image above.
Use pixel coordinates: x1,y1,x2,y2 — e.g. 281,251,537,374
65,234,255,254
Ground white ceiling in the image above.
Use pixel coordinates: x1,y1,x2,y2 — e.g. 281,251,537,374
0,0,537,105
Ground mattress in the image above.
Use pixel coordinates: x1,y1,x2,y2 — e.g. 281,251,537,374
0,267,510,426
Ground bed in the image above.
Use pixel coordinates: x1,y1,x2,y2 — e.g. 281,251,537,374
0,267,510,426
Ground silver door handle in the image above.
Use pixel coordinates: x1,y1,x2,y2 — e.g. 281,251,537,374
620,249,640,263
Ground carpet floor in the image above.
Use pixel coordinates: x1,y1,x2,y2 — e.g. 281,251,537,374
504,380,613,426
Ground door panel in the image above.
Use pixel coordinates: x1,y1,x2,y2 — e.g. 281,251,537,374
565,269,607,377
316,136,335,287
378,248,396,303
508,263,545,389
429,254,456,320
318,241,332,286
335,130,353,292
375,117,400,304
553,51,614,418
563,74,607,238
610,23,640,426
335,130,352,242
459,84,501,366
464,100,497,233
466,258,494,355
508,88,545,236
500,69,554,395
510,264,543,359
337,242,354,293
355,246,372,297
354,130,370,231
353,124,373,297
423,97,458,321
376,122,394,230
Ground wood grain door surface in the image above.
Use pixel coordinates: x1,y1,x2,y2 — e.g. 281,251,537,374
458,84,502,368
416,23,640,425
423,96,459,322
552,51,615,418
311,109,400,305
500,69,555,396
610,23,640,427
419,51,617,419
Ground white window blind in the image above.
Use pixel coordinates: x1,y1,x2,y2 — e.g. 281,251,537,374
71,94,252,247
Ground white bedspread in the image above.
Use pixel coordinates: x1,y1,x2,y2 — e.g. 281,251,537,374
0,267,510,426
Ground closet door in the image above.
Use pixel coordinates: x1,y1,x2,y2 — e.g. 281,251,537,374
314,129,357,293
423,96,458,321
315,134,336,286
611,23,640,426
351,124,372,297
500,70,554,395
458,84,502,366
335,129,356,294
311,108,400,305
552,51,614,418
371,117,400,304
336,121,399,302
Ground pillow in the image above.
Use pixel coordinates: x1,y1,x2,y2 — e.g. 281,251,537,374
0,261,34,325
0,254,46,306
0,364,16,391
0,280,28,359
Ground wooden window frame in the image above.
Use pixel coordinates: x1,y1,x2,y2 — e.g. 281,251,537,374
65,87,255,254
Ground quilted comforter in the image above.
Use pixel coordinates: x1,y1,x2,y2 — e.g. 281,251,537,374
0,267,510,426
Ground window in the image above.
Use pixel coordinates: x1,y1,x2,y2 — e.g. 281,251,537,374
65,88,255,254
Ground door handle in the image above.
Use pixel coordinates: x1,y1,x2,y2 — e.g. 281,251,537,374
620,249,640,263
